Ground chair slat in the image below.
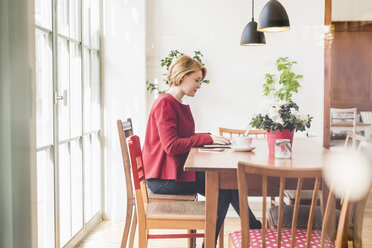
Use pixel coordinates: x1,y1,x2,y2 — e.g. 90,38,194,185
306,177,320,248
277,177,285,247
262,175,267,248
335,196,352,248
291,178,303,248
321,186,336,248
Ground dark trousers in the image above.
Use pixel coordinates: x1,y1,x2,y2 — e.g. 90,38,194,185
147,172,261,246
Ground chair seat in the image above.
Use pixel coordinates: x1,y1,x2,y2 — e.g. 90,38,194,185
147,187,196,201
268,205,343,230
146,201,205,219
229,229,334,248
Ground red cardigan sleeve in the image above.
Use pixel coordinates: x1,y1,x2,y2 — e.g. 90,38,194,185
154,99,213,155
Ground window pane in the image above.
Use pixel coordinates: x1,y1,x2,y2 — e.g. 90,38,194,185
83,48,92,133
91,51,100,131
37,149,55,248
90,0,100,49
59,143,71,247
70,43,82,138
57,0,69,36
57,38,70,141
71,139,83,235
70,0,81,41
83,135,93,220
35,0,52,30
36,30,53,148
91,133,101,214
82,0,91,45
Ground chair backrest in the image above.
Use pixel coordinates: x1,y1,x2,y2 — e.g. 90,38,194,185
344,132,368,150
330,108,357,135
360,111,372,140
354,140,372,247
219,127,267,138
127,135,148,217
236,161,353,248
117,118,135,207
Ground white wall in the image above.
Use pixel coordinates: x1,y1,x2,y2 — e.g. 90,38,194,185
103,0,146,220
333,0,372,21
146,0,325,142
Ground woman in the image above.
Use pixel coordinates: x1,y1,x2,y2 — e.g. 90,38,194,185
142,55,261,246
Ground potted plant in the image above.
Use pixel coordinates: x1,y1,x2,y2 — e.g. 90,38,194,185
250,57,313,154
146,50,210,93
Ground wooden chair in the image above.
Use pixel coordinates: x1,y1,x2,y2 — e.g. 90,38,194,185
360,111,372,138
219,127,273,208
117,119,201,248
219,127,267,138
330,108,357,144
229,161,357,248
126,135,207,248
344,132,368,150
353,140,372,248
284,132,368,206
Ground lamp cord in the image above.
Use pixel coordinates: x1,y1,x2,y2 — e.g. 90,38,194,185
252,0,254,21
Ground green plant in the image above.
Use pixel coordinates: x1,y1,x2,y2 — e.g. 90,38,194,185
250,57,313,133
146,50,210,93
263,57,303,101
250,100,313,133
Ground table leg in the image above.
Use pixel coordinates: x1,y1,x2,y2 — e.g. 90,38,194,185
205,171,219,248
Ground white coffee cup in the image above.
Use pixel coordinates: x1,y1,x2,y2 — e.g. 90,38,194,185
231,137,252,148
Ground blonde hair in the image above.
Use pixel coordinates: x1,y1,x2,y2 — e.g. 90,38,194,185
167,55,207,87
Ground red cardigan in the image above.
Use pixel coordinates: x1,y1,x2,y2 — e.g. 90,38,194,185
142,93,213,182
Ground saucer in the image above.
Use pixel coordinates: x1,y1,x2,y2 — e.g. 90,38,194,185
232,146,256,152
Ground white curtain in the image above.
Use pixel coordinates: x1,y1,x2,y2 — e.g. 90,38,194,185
0,0,37,247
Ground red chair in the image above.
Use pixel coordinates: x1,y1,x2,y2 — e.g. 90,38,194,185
127,135,207,248
117,119,200,248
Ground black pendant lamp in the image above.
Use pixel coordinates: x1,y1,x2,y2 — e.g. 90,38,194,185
240,0,266,46
258,0,290,32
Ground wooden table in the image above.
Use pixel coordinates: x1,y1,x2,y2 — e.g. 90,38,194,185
184,138,332,248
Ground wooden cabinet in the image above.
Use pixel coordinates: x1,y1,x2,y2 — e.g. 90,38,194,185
324,21,372,148
331,22,372,110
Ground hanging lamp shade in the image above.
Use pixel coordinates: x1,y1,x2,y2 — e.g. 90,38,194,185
258,0,290,32
241,20,266,46
240,0,265,46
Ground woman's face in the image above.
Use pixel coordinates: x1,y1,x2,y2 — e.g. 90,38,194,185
179,70,202,97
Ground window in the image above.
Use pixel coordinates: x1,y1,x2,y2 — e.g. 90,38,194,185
35,0,101,247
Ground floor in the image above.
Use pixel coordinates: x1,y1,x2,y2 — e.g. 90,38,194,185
75,217,240,248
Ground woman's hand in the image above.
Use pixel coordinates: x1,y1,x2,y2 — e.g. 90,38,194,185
210,135,231,145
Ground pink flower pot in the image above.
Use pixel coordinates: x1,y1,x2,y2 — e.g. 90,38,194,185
267,129,295,154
